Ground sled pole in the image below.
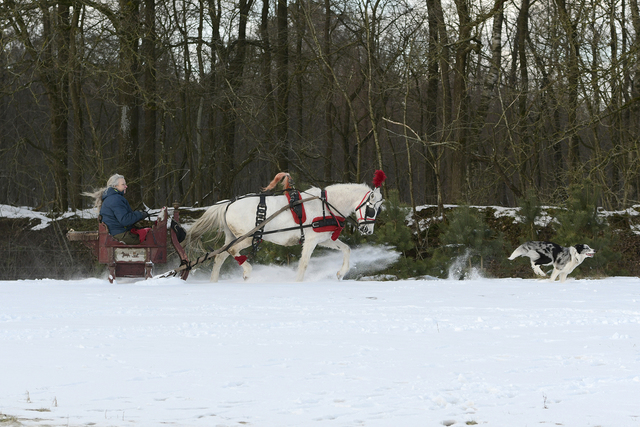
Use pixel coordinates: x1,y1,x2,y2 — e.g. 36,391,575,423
155,196,319,279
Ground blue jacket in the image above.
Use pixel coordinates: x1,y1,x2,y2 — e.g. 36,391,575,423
100,187,145,235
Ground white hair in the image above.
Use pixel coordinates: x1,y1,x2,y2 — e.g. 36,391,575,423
82,174,125,209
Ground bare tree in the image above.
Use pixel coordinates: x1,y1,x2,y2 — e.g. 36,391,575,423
141,0,157,206
4,0,78,211
555,0,582,175
274,0,290,173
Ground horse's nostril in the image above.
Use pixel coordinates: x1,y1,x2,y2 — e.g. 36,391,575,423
359,226,373,235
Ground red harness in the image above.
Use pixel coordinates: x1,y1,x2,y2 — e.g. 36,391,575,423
287,189,343,240
285,189,345,241
312,215,345,240
285,190,307,224
312,189,345,241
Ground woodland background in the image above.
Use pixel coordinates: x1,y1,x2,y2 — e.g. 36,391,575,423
4,0,640,213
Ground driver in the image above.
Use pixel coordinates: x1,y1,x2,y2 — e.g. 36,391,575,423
83,174,147,244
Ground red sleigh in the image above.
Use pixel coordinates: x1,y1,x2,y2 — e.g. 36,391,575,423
67,203,189,283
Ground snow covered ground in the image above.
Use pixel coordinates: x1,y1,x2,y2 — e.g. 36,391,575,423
1,247,640,427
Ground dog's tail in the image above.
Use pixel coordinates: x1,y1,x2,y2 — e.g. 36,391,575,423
508,244,526,260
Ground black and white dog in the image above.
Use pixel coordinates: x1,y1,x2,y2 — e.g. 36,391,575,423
509,241,596,282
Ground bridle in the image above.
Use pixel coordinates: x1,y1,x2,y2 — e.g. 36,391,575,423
354,191,383,233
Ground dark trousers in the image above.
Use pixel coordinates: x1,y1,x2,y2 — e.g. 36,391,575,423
112,230,141,245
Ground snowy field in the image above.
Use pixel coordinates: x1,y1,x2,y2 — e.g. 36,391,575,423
1,247,640,427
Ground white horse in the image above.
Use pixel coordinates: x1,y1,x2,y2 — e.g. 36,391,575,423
186,171,386,282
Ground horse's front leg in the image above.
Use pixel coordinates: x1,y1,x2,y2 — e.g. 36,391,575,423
318,239,351,280
296,240,319,282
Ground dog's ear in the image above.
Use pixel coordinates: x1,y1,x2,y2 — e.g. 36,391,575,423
569,246,578,259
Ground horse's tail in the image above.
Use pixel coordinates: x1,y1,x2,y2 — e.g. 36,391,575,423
184,201,230,252
262,172,292,191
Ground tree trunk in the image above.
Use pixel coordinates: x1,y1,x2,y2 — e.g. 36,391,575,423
69,2,83,210
141,0,157,206
118,0,141,206
628,0,640,206
52,4,71,212
425,0,443,213
511,0,530,194
450,0,472,203
218,0,254,198
364,0,384,173
426,0,452,206
260,0,276,179
555,0,581,176
323,0,335,182
275,0,289,173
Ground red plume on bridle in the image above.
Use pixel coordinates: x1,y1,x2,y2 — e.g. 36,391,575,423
372,170,386,188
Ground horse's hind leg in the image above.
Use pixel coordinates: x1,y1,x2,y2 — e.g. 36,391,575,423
210,251,230,282
209,231,236,282
227,240,252,280
318,239,351,280
210,240,253,282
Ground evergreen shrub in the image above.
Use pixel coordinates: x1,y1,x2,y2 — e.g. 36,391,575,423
553,183,618,276
432,206,504,279
517,188,542,241
372,190,431,278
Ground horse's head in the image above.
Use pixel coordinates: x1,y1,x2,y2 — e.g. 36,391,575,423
355,186,384,235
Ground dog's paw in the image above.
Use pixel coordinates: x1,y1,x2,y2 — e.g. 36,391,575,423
533,268,547,276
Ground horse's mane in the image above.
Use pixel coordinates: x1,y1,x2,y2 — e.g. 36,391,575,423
263,172,293,191
324,182,372,192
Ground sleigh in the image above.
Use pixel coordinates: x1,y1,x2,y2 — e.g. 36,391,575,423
67,203,190,283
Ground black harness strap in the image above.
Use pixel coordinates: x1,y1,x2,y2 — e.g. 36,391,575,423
254,216,344,237
320,189,342,228
252,194,267,253
311,216,346,229
321,189,327,217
